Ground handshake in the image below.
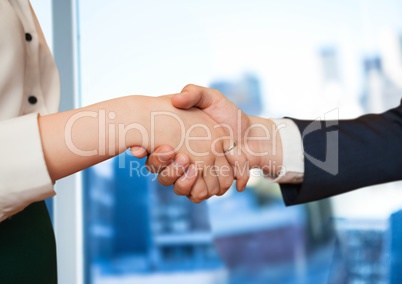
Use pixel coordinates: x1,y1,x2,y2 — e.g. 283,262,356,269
127,84,284,203
46,80,401,213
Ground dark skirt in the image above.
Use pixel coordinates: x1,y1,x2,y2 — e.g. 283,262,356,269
0,201,57,283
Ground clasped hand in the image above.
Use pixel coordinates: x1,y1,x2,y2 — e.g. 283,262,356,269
130,94,249,203
131,85,281,203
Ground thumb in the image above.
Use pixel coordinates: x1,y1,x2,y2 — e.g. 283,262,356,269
171,92,197,109
129,146,148,158
172,84,219,110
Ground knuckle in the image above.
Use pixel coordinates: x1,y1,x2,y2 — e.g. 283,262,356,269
217,188,227,197
174,188,186,196
158,175,171,186
197,189,209,200
217,185,230,196
183,83,196,91
174,182,189,196
210,88,222,97
222,179,233,191
210,186,220,196
191,197,202,204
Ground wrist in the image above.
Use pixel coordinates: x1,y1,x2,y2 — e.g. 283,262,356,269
244,116,283,177
110,95,153,151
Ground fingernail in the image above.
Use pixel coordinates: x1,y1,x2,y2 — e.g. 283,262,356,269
182,165,197,180
173,154,189,169
130,146,141,155
158,154,172,163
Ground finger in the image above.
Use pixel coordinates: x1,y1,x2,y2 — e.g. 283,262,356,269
223,141,250,192
172,84,220,110
186,173,209,203
145,145,176,173
214,156,234,196
200,161,221,197
173,164,198,196
129,146,148,158
157,153,190,186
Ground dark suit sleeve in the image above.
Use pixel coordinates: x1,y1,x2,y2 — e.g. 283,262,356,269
280,100,402,206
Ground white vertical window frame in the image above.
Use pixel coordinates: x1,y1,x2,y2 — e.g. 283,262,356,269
52,0,83,283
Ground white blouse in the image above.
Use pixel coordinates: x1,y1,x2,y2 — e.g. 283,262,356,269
0,0,59,221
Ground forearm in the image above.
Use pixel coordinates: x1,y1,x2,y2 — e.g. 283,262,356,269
282,104,402,204
38,95,150,181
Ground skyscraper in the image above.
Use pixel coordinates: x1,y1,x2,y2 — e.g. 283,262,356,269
389,210,402,283
318,47,362,117
210,73,263,116
84,152,222,275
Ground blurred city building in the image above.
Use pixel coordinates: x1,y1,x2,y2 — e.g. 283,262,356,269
330,30,402,284
82,34,402,281
209,73,263,116
361,56,402,113
318,47,362,117
335,218,388,283
329,211,402,284
79,4,402,281
207,76,336,283
362,32,402,113
84,154,223,282
389,210,402,284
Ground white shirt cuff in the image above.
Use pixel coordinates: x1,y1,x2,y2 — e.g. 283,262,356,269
0,113,55,222
271,118,304,184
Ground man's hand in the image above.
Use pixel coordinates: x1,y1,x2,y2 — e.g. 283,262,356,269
144,85,283,203
128,94,243,203
148,85,282,202
173,84,282,173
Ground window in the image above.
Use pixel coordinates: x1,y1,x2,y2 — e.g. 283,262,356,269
75,1,402,283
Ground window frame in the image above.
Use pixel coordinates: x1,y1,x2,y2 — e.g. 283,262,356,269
52,0,83,283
